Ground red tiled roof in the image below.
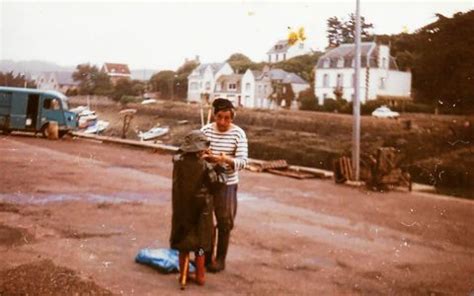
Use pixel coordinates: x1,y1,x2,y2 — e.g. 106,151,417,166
103,63,131,75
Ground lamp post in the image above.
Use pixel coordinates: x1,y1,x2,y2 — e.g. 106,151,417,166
352,0,361,181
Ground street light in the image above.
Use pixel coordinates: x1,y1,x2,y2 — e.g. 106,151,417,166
352,0,361,181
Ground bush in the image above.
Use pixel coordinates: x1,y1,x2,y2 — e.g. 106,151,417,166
322,98,350,113
298,88,318,111
120,95,139,105
66,88,78,96
401,102,434,113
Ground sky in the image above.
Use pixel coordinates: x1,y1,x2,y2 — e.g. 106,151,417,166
0,0,472,71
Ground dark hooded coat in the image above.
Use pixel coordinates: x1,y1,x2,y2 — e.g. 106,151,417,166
170,153,219,252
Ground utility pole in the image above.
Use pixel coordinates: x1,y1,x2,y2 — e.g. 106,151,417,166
352,0,361,181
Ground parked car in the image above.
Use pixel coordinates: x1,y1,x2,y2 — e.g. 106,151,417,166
371,106,400,118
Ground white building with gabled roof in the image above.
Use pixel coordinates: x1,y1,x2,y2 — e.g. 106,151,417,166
36,71,79,94
314,42,412,105
267,39,311,63
187,62,233,102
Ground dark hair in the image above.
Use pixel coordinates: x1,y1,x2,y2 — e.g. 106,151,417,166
212,98,235,117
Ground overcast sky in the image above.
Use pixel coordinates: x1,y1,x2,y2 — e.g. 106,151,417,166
1,0,472,70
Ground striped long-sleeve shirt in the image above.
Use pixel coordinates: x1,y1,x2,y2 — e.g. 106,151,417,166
201,123,248,185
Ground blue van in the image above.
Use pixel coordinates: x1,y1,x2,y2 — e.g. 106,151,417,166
0,87,78,137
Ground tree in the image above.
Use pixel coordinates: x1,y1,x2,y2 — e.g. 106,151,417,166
111,79,144,101
175,60,199,100
72,64,98,95
269,82,294,109
375,11,474,112
412,11,474,111
72,64,113,96
327,17,343,47
326,14,374,46
0,71,35,88
93,72,113,96
149,70,176,100
226,53,264,74
273,52,323,88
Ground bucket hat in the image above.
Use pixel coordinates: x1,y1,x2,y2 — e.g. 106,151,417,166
180,130,210,153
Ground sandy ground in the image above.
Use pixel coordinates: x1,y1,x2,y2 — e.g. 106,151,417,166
0,134,473,295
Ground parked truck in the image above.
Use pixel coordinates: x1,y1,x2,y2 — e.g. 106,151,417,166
0,87,78,137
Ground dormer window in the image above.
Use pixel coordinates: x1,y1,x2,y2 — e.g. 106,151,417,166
337,57,344,68
323,59,330,68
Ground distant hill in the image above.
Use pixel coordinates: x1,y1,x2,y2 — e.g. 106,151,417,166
1,60,158,82
0,60,75,76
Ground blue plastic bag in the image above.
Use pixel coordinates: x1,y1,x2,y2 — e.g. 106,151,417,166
135,248,195,274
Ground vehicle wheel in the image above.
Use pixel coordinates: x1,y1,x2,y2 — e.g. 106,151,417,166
41,123,49,138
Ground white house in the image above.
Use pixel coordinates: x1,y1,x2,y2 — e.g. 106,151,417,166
240,67,310,110
36,71,78,94
213,74,243,106
314,42,412,105
267,39,311,63
187,62,233,102
241,69,273,109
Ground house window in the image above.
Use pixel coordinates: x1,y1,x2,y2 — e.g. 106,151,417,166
221,81,225,90
205,81,210,90
379,77,386,89
268,56,271,63
283,53,286,60
323,74,329,87
190,82,198,90
263,85,267,94
323,59,330,68
299,43,304,49
245,83,251,91
337,73,344,87
337,57,344,68
382,57,387,68
323,93,328,100
199,82,203,88
228,83,237,90
275,54,279,62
